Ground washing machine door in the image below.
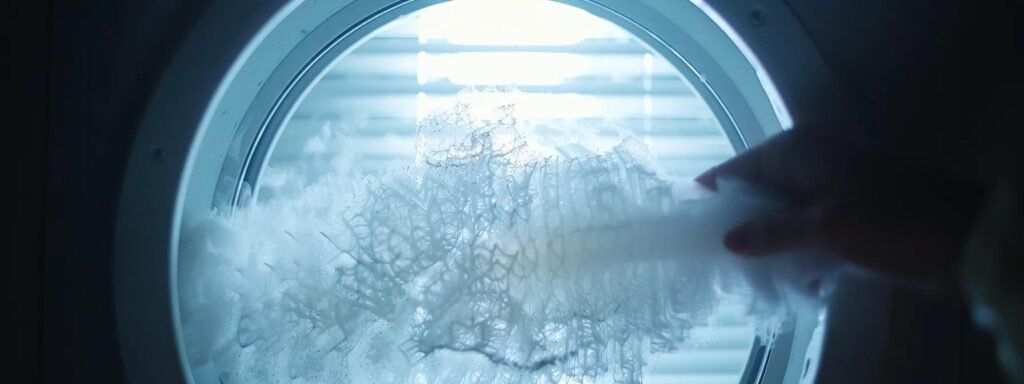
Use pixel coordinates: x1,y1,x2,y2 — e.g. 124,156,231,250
114,1,849,383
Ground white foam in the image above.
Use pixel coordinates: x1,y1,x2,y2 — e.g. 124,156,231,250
178,99,836,383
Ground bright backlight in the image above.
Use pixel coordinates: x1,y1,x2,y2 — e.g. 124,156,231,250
417,52,590,86
417,91,599,121
417,0,624,46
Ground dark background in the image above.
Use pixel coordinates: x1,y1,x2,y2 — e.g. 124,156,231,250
4,1,213,381
2,0,1020,382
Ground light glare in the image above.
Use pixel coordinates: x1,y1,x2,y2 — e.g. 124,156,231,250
417,52,590,86
417,92,600,121
417,0,624,46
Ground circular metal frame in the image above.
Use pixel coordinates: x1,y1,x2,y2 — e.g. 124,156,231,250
115,0,836,382
214,0,789,211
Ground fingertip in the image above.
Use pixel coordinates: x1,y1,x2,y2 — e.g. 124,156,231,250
725,212,813,257
695,168,718,192
724,224,760,256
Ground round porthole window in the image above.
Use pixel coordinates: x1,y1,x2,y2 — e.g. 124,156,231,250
114,1,819,383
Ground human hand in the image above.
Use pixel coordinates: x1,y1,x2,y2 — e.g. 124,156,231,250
696,128,984,291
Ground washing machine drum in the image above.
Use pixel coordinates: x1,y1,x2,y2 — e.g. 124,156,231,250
115,1,838,383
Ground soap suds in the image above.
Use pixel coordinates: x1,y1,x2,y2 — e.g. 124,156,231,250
179,96,830,383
